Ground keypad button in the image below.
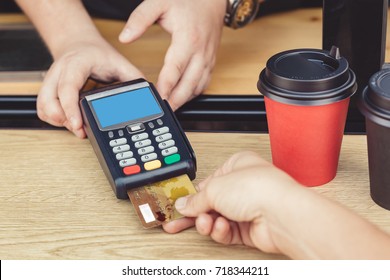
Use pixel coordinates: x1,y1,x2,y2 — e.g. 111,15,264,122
118,130,124,137
144,160,162,171
119,158,137,167
138,146,155,155
131,132,149,142
131,124,141,131
134,139,152,149
157,119,163,125
164,154,181,165
127,123,145,134
141,153,158,162
108,131,114,138
155,133,172,143
116,151,133,160
123,165,141,175
109,138,127,147
161,146,178,156
158,139,175,149
113,144,130,154
148,122,155,129
152,126,169,136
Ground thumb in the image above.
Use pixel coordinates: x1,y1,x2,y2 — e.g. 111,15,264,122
119,0,165,43
175,189,214,217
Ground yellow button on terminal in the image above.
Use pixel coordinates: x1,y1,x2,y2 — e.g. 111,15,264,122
144,160,162,171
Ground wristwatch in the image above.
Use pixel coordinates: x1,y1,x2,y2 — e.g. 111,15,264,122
224,0,262,29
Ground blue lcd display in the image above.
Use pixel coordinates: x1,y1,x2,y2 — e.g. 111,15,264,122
91,87,162,128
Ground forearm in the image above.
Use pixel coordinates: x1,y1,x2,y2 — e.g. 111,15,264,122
15,0,102,58
267,184,390,259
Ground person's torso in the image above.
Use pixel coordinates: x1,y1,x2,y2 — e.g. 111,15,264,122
81,0,323,20
81,0,143,20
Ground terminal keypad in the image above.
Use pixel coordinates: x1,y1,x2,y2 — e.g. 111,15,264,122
107,120,181,176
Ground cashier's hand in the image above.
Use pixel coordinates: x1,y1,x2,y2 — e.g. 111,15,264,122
119,0,226,111
163,151,299,254
37,36,144,138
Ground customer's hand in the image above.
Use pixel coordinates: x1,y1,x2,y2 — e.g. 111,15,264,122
119,0,226,110
163,151,299,254
164,150,390,259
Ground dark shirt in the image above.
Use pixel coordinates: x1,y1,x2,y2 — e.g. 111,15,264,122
81,0,143,20
0,0,324,19
80,0,323,21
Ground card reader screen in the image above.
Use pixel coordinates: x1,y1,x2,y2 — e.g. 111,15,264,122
91,87,162,128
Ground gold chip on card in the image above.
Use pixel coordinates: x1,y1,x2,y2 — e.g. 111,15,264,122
127,174,197,228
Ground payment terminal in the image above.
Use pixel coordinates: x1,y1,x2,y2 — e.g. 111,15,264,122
80,79,197,199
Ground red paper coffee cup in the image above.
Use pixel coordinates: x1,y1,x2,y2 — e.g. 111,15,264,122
258,47,357,186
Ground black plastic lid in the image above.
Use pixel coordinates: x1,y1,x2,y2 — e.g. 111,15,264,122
257,47,357,106
359,68,390,127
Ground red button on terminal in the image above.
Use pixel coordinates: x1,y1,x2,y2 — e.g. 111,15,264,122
123,165,141,175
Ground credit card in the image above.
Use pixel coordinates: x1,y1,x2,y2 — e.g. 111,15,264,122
127,174,197,228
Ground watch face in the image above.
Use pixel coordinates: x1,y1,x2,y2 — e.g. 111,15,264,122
232,0,259,28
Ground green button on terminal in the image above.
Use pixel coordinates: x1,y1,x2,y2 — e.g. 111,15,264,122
164,153,181,165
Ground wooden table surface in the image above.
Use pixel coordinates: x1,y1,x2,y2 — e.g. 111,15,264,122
1,8,390,260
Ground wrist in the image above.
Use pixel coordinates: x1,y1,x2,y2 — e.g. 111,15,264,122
253,172,308,257
16,0,102,59
50,28,104,59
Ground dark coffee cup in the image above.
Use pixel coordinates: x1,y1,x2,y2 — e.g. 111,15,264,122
358,68,390,210
258,47,357,186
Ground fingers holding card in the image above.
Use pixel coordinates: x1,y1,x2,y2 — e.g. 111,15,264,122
127,174,197,228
